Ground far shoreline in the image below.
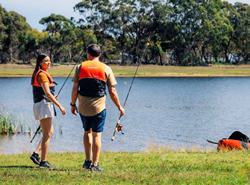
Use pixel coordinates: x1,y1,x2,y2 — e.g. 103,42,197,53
1,63,250,77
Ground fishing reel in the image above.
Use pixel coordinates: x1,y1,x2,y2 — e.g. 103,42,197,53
111,123,124,141
117,124,124,134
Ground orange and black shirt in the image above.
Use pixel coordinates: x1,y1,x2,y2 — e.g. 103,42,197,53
78,61,107,97
32,69,56,103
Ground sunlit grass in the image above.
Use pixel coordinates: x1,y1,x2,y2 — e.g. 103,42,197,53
0,148,250,184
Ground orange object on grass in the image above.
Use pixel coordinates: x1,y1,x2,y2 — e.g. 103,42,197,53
217,139,250,151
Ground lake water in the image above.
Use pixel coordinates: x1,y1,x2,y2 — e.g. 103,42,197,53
1,77,250,155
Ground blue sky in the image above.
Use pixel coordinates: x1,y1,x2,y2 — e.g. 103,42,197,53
0,0,249,31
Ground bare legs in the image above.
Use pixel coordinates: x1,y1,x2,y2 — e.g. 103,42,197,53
34,139,42,154
84,129,92,161
92,132,102,166
34,118,54,162
83,130,102,166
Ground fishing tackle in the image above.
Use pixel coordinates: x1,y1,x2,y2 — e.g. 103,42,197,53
111,42,150,141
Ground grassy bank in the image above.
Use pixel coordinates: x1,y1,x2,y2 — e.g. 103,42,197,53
1,149,250,184
1,64,250,77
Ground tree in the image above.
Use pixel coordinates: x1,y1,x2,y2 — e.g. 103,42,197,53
74,0,120,63
0,5,8,63
70,26,97,62
110,0,163,64
39,14,76,62
0,6,31,63
19,32,38,63
231,3,250,64
161,0,225,65
205,10,233,63
74,0,112,46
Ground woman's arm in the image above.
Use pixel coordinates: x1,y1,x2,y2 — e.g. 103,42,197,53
41,82,66,115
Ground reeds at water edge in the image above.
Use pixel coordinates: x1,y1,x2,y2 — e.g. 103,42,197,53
0,107,31,135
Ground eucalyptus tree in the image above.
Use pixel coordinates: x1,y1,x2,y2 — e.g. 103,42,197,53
6,11,31,62
205,9,233,63
161,0,204,65
0,6,31,63
74,0,121,63
156,0,233,65
71,25,97,62
0,5,8,63
74,0,162,64
231,3,250,64
110,0,163,64
74,0,112,46
19,32,38,63
109,1,133,64
146,1,173,65
219,1,237,64
17,29,48,63
39,14,76,62
161,0,225,65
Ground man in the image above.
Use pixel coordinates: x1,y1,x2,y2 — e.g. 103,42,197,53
71,44,125,171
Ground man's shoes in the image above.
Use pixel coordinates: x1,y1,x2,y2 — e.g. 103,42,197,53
90,163,104,171
39,161,56,169
30,152,40,165
83,160,92,169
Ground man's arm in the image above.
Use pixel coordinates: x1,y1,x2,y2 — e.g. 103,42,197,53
108,85,125,116
71,82,79,115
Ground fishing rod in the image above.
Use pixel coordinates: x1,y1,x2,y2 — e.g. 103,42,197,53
207,140,218,144
30,52,85,143
111,42,150,141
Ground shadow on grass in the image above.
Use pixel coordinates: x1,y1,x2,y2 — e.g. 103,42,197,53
0,166,80,172
0,166,35,169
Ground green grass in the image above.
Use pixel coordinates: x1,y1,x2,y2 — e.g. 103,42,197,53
2,64,250,77
1,148,250,184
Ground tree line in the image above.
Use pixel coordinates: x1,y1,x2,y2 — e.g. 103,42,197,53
0,0,249,66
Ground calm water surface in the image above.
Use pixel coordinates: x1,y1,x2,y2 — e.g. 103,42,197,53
1,77,250,154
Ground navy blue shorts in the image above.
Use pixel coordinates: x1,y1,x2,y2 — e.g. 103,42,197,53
79,109,106,132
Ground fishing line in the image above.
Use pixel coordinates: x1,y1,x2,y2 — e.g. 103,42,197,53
111,62,139,141
111,41,150,141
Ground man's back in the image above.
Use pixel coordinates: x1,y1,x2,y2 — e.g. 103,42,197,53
72,61,117,116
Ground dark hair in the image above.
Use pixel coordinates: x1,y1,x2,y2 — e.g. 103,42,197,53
31,53,48,85
87,44,101,57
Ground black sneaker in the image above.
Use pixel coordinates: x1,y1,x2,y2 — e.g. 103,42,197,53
90,163,104,172
83,160,92,169
30,152,40,165
39,161,56,169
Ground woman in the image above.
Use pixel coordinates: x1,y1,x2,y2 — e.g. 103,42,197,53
30,53,66,168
